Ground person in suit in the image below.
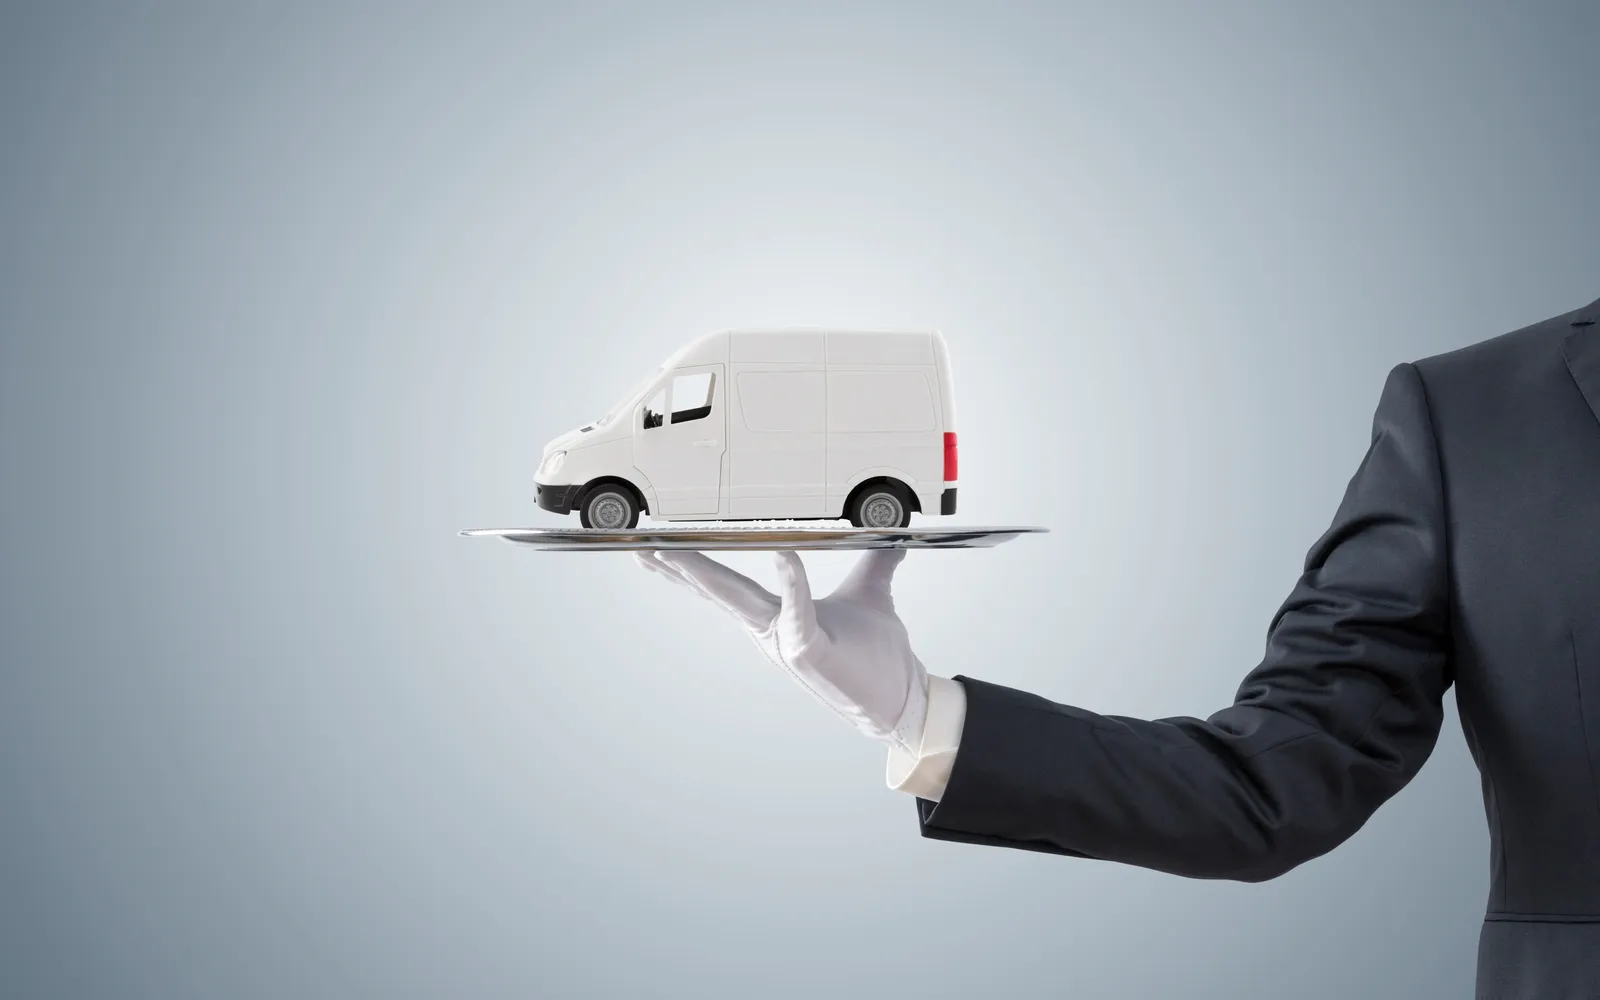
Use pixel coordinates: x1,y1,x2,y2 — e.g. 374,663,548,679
635,295,1600,999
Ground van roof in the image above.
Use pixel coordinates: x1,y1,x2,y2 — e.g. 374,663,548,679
664,329,944,367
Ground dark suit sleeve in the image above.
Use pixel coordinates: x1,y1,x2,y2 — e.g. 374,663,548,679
918,362,1455,882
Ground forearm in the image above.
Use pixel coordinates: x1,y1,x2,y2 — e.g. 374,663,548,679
913,674,1441,881
884,671,1434,878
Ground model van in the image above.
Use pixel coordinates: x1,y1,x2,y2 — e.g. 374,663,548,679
533,330,959,529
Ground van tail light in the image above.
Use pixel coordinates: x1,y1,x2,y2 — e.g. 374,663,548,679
943,432,958,481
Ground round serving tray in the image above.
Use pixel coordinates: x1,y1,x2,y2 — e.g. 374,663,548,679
460,524,1048,551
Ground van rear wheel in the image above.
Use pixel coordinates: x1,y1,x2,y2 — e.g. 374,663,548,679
848,484,911,528
579,486,640,530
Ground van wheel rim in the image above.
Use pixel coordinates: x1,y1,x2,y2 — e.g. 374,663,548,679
591,494,628,528
862,494,903,528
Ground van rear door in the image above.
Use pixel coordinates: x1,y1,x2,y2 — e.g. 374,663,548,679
826,367,942,503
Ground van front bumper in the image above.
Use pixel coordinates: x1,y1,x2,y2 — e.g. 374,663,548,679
536,482,580,515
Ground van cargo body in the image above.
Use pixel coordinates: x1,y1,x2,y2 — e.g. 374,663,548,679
534,330,959,529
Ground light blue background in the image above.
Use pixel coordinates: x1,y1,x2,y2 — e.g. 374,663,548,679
3,3,1597,997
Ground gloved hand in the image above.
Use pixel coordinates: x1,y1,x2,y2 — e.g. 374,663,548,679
634,549,929,756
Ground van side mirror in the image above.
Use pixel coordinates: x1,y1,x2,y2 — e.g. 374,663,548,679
642,388,666,429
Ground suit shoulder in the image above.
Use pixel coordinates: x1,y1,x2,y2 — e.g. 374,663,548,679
1397,304,1591,456
1408,309,1575,398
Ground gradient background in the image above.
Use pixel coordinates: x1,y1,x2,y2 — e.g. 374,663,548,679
3,3,1598,998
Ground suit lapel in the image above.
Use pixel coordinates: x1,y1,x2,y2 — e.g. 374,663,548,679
1560,296,1600,429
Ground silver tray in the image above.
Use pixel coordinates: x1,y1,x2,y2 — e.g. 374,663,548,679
459,524,1048,551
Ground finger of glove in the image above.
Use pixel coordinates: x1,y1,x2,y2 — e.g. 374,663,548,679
834,548,906,608
655,551,779,626
773,551,829,658
647,551,765,624
635,552,728,616
635,551,701,592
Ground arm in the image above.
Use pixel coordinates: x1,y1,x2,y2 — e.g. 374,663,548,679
913,362,1455,881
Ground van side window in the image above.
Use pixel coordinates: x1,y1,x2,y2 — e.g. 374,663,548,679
642,388,666,429
670,371,715,423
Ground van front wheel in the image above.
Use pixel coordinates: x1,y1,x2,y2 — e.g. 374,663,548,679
848,484,911,529
579,486,641,530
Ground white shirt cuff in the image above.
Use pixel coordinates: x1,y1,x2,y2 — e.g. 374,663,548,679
885,675,967,802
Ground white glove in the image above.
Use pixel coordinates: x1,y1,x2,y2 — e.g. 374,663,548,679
634,549,929,756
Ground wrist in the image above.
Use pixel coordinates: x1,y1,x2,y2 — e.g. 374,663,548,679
889,668,931,756
885,675,967,801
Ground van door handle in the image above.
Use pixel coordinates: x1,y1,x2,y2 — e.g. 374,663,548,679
693,438,719,447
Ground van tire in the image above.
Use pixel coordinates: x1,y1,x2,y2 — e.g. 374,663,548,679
848,482,911,529
579,484,641,529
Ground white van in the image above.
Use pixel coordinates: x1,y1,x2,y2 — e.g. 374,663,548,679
534,330,959,529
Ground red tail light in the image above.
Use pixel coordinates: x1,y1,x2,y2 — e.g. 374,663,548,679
943,432,958,481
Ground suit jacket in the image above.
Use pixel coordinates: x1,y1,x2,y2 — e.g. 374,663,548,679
917,295,1600,999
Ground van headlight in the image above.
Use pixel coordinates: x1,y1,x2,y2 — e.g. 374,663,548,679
540,450,566,478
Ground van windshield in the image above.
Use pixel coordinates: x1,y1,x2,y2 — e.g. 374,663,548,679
595,368,662,427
